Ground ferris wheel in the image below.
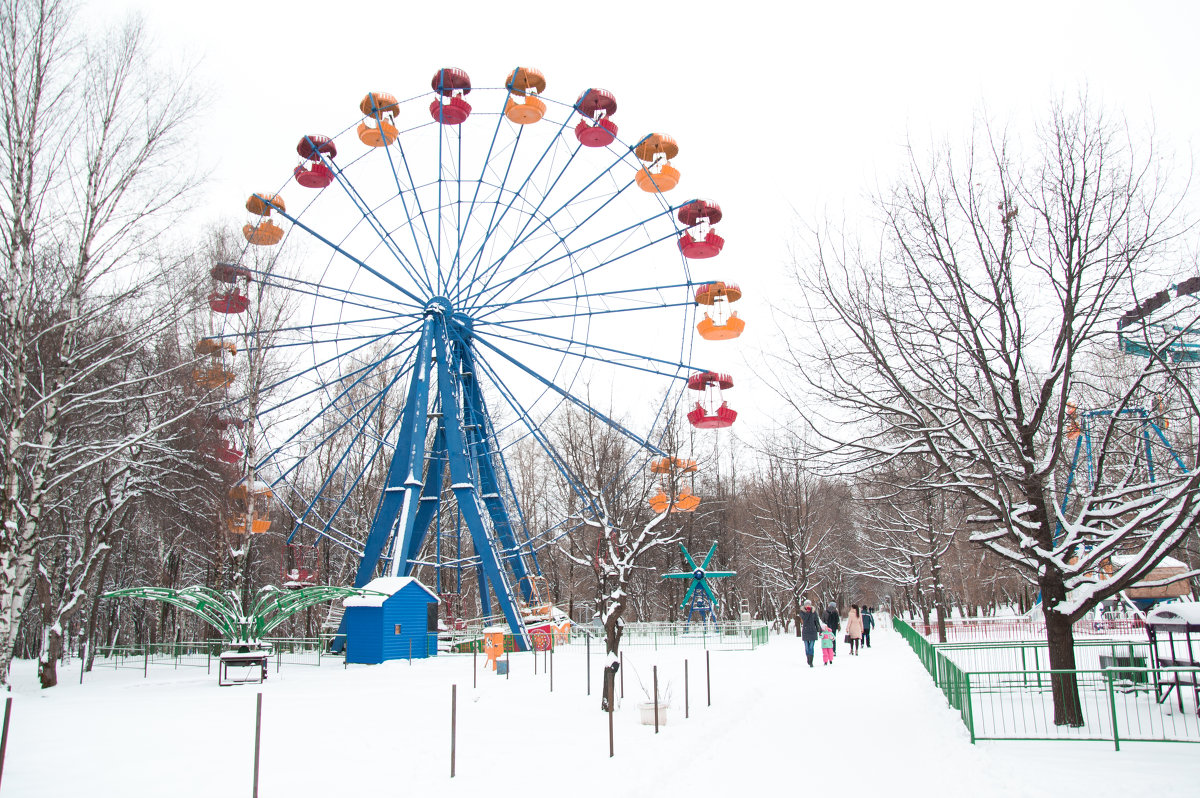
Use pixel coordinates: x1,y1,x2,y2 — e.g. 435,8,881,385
201,67,745,646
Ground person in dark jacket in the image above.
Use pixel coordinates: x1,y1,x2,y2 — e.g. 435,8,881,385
799,599,825,667
824,603,841,655
862,606,875,648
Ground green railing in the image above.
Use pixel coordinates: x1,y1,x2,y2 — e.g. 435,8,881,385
439,621,770,655
893,619,1200,748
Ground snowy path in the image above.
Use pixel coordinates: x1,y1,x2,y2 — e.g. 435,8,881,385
4,630,1199,797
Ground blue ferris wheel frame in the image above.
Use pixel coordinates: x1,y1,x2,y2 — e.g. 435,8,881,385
217,76,735,650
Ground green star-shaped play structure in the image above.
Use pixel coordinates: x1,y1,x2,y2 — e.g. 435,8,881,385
661,542,735,623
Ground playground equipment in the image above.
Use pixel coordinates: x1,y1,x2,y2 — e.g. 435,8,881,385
207,66,743,650
661,542,735,623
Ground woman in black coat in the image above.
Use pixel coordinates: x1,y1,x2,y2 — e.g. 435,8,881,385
799,600,825,667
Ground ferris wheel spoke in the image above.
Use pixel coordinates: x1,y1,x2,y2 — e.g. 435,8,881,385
473,336,669,456
454,115,585,302
248,328,418,419
281,360,411,544
471,352,598,513
324,164,437,296
386,132,445,287
477,326,691,381
467,148,639,304
255,268,418,314
474,282,699,312
269,204,427,305
478,299,695,327
468,210,679,315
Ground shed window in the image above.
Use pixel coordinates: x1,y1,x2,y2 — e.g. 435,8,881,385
394,623,402,635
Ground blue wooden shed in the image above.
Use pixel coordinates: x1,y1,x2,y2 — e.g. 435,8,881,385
342,577,440,664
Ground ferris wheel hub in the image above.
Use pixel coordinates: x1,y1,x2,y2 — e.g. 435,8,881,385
423,296,454,317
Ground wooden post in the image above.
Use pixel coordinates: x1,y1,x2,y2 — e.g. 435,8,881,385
0,696,12,790
451,684,457,778
143,647,148,678
586,636,591,695
706,650,711,706
252,692,263,798
685,659,689,719
473,647,477,689
653,665,659,733
534,644,537,675
604,705,614,758
80,643,86,685
620,651,624,698
549,649,554,692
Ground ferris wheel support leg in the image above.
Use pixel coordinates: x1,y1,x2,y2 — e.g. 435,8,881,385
355,326,436,586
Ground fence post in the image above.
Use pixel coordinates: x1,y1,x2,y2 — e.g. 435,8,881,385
685,659,689,719
964,672,975,744
144,647,149,679
0,696,12,790
451,684,457,777
653,665,659,734
473,647,477,690
550,649,554,693
620,651,624,698
608,703,614,758
1107,670,1121,752
252,692,263,798
586,636,590,695
706,650,711,706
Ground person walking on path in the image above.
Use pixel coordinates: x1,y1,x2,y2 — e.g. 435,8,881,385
862,606,875,648
799,599,825,667
845,605,864,655
819,629,836,665
823,602,841,655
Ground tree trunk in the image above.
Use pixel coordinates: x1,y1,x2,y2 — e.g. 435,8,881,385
1041,574,1084,727
38,625,61,688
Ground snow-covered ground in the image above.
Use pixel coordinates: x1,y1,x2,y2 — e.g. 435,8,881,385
4,629,1198,797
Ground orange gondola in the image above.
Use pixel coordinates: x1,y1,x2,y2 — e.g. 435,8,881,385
192,365,235,390
195,338,237,357
634,133,680,193
243,193,285,246
227,480,273,536
694,281,745,341
358,92,399,147
504,67,547,125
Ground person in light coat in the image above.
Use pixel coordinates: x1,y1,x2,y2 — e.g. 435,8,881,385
845,604,864,655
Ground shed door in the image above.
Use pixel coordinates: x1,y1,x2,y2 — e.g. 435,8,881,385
427,602,438,632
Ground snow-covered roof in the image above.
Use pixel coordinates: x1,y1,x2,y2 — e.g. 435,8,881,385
1111,554,1186,569
1147,602,1200,629
342,577,439,607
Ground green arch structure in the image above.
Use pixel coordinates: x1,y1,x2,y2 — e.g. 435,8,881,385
103,585,383,647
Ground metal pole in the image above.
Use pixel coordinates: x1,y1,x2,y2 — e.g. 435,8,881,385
706,650,711,706
685,659,689,719
608,704,614,758
473,647,477,689
0,696,12,790
620,651,624,698
252,692,263,798
653,665,659,733
550,649,554,692
534,645,537,675
409,639,413,664
506,650,509,681
586,636,591,695
451,684,457,777
144,647,148,679
80,642,86,685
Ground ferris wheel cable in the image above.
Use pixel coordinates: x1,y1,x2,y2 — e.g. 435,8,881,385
476,325,694,379
472,335,670,457
383,121,448,289
267,205,426,306
463,169,652,313
468,216,681,318
251,273,415,318
320,160,437,297
469,351,602,516
476,300,696,328
204,312,411,341
247,328,417,422
235,245,422,311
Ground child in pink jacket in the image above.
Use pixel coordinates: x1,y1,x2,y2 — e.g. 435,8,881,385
820,629,835,665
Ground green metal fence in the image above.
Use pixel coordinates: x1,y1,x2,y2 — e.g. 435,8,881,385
893,619,1200,748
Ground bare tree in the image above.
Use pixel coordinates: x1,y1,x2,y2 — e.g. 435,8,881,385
783,98,1200,725
0,0,200,686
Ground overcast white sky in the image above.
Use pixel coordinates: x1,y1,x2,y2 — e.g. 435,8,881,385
83,0,1200,441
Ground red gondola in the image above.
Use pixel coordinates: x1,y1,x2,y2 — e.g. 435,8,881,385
209,291,250,314
574,88,618,147
294,134,337,188
430,68,472,125
283,543,318,588
686,371,737,428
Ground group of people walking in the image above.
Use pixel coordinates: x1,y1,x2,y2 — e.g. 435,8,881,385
797,600,876,667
